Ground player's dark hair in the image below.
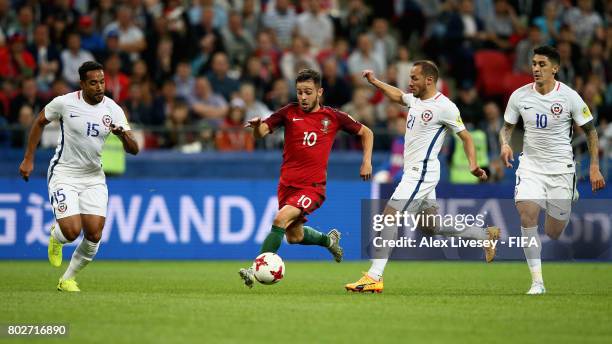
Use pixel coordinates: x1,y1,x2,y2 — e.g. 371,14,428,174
413,60,439,82
78,61,104,81
296,69,321,88
533,45,560,65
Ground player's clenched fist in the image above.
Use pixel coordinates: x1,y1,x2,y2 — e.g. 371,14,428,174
500,144,514,168
360,162,372,181
245,117,262,128
362,69,376,84
470,166,488,182
110,123,125,136
19,159,33,182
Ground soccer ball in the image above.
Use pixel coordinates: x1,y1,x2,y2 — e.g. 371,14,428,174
252,252,285,285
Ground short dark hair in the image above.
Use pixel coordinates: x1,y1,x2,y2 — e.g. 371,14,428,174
78,61,103,81
413,60,439,82
533,45,560,65
296,68,321,87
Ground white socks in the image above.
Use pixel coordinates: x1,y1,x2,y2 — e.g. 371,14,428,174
368,259,387,281
521,226,543,284
52,225,71,244
62,238,100,280
435,225,489,240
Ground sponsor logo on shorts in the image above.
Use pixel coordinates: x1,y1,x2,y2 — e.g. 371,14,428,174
57,202,67,214
102,114,112,127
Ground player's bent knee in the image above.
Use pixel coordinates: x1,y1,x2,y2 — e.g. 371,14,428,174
62,227,82,242
84,231,102,243
286,235,302,244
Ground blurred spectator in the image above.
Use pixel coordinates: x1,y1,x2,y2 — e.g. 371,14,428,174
0,0,15,32
240,83,272,121
9,77,44,124
395,0,426,44
238,0,260,38
152,79,180,126
558,24,583,69
373,113,406,183
28,24,60,91
152,37,175,86
484,0,522,50
321,58,352,108
189,76,228,120
340,0,371,46
514,25,544,74
215,98,254,151
579,40,609,86
98,30,131,73
280,36,319,83
0,33,36,81
79,15,106,57
48,0,80,30
253,30,281,78
266,77,292,111
11,104,34,147
369,18,397,69
104,53,130,103
161,99,198,149
130,59,150,84
446,0,487,82
206,52,240,101
563,0,603,49
221,10,255,68
92,0,116,32
481,101,504,181
262,0,297,49
455,80,483,126
297,0,334,53
396,46,414,92
8,5,35,44
556,40,577,87
241,55,273,101
103,5,146,61
342,86,376,128
348,33,384,85
191,33,222,76
60,32,94,88
122,82,153,126
174,61,195,100
533,1,561,45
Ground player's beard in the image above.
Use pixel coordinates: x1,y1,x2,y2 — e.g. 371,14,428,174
302,96,319,113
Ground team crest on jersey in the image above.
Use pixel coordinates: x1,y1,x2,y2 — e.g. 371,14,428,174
57,202,67,214
421,110,433,123
102,114,112,127
550,103,563,119
321,118,331,133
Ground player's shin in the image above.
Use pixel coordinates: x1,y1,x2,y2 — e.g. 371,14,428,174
61,238,100,281
521,226,543,283
260,226,285,254
298,226,330,247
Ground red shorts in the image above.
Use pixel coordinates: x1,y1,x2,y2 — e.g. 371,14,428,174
277,183,326,223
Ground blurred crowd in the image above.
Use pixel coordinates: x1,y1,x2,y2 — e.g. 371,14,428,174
0,0,611,165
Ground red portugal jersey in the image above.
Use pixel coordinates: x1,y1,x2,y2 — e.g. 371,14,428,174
264,103,363,188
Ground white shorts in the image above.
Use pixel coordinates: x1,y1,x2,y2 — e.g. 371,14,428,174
514,168,576,221
48,172,108,219
388,176,438,214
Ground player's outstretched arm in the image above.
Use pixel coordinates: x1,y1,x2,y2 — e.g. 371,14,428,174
362,70,406,105
110,124,139,155
245,117,270,139
499,121,515,168
357,125,373,181
457,130,488,181
581,120,606,192
19,110,51,181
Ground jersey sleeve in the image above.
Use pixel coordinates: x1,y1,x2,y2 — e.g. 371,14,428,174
503,90,521,124
44,96,65,122
439,103,466,134
568,89,593,126
110,100,131,130
263,104,290,132
335,109,363,135
401,93,414,107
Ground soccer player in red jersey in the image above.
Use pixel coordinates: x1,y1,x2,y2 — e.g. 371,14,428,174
239,69,374,288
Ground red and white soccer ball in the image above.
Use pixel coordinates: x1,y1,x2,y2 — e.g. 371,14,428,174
252,253,285,285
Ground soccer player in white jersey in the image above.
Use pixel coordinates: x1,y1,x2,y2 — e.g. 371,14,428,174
500,46,605,295
19,61,139,292
345,61,500,293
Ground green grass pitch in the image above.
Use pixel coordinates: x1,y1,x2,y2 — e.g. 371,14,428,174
1,261,611,343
